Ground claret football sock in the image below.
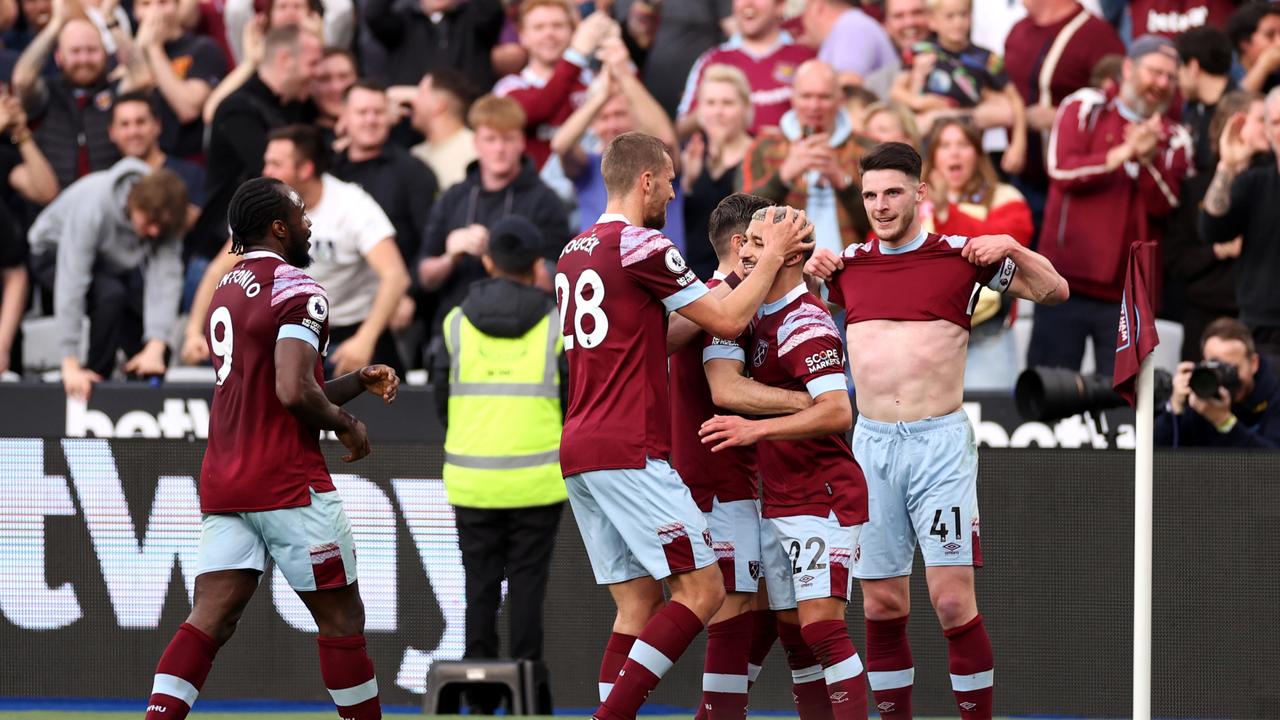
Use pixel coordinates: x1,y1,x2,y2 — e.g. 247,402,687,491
317,634,381,720
945,615,994,720
800,620,868,720
595,601,703,720
865,615,914,717
598,632,637,702
144,622,219,720
699,612,753,719
747,609,778,690
777,619,833,720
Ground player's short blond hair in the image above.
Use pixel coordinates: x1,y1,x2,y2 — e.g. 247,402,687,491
697,64,755,129
519,0,575,27
467,94,527,133
601,132,670,196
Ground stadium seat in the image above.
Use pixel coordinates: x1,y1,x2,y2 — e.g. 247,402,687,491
421,659,552,715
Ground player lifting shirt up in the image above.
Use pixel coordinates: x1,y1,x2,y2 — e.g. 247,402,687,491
142,177,400,720
805,142,1069,720
699,206,870,720
555,132,813,720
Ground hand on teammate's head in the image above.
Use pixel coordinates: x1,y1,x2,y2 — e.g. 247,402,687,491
760,206,814,260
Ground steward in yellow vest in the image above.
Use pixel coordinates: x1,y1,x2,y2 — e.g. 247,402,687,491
427,215,567,685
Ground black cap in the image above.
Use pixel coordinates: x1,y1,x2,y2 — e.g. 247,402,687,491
488,215,543,275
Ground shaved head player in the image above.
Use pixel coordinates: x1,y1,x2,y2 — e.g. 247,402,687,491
806,142,1069,719
142,177,399,720
555,131,813,720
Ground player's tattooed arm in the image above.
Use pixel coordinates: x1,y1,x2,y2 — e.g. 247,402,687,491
704,358,813,415
275,339,371,462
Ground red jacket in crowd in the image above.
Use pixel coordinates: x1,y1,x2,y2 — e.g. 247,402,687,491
1041,86,1192,303
493,55,591,169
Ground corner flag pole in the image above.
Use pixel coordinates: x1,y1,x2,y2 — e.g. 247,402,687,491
1133,355,1155,720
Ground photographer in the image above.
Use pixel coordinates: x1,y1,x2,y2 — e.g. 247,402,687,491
1157,318,1280,448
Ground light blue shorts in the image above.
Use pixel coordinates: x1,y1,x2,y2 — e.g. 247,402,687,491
761,511,860,610
851,410,982,580
196,489,358,592
705,497,763,594
565,457,717,585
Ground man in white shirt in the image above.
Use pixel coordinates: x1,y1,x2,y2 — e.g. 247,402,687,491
182,124,411,376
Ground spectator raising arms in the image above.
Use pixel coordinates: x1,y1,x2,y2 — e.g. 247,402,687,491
14,11,122,189
493,0,613,169
681,64,754,280
678,0,816,138
551,36,679,240
921,118,1033,389
127,0,227,160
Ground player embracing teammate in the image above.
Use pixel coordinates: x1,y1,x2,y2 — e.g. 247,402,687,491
699,204,872,720
555,132,813,720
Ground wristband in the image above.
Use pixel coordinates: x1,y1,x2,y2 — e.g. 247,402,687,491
1214,414,1237,434
10,128,31,145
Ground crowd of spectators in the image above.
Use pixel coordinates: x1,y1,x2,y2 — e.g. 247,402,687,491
0,0,1277,416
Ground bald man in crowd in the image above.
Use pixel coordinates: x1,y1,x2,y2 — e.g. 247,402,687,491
742,59,871,256
14,15,123,188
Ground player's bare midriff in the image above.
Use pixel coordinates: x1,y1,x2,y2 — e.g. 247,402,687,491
845,317,968,423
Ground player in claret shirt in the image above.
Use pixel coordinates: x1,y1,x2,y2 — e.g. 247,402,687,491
700,206,870,720
805,142,1068,719
556,131,813,720
142,177,399,720
668,193,816,720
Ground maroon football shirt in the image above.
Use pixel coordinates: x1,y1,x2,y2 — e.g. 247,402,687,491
556,214,709,477
828,231,1016,330
716,283,867,526
669,274,757,512
200,250,334,513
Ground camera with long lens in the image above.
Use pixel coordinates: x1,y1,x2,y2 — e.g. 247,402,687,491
1015,366,1172,423
1189,360,1240,400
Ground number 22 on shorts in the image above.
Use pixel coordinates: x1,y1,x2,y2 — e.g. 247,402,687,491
555,271,609,349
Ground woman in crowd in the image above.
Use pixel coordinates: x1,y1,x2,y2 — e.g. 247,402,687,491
681,64,753,279
920,117,1033,389
860,101,921,148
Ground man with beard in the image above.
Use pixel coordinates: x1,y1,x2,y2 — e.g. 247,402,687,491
805,142,1068,719
141,176,399,720
1028,33,1191,374
556,131,812,720
13,16,121,188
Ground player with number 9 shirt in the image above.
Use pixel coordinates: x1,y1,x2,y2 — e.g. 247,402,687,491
555,132,814,720
141,177,400,720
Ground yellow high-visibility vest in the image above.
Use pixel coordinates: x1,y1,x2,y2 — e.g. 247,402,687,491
441,305,566,509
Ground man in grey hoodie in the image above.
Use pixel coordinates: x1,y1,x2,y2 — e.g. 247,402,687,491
29,157,189,399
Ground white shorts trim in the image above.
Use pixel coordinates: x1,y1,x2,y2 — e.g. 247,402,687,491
761,512,859,609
